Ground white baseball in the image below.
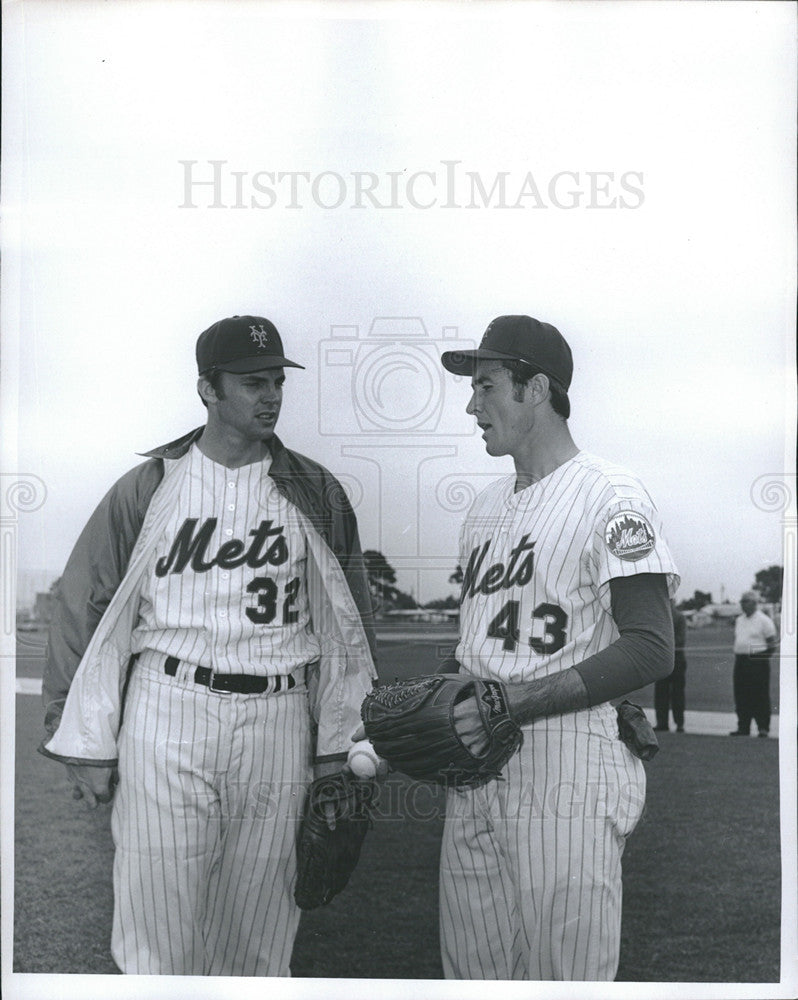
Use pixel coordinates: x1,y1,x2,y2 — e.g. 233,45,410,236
347,739,383,779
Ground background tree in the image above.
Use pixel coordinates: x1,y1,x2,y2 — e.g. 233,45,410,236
425,594,459,611
393,590,418,610
678,590,713,611
363,550,399,604
753,565,783,605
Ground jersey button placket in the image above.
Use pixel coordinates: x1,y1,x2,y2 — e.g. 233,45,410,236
216,472,238,669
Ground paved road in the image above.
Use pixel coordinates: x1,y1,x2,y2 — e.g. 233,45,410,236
641,707,779,738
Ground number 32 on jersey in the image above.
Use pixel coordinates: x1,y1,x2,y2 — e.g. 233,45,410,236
487,600,568,654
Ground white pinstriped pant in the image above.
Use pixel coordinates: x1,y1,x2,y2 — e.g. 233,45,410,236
110,653,312,975
439,720,646,980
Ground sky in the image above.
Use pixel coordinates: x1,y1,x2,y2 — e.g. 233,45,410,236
2,0,795,617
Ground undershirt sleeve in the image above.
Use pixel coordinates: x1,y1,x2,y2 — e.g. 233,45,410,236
573,572,674,706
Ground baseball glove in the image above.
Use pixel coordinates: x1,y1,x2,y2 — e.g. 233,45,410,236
361,673,523,788
616,700,659,760
294,770,377,910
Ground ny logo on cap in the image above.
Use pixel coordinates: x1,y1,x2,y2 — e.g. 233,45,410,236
250,325,272,349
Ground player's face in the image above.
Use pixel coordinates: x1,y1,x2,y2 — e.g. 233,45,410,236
212,369,284,441
466,363,535,459
740,596,757,616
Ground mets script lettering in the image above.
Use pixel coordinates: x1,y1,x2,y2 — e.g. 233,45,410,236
619,527,648,547
155,518,289,576
461,535,535,599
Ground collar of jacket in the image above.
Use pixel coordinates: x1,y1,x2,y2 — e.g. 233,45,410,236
138,426,288,464
136,427,342,552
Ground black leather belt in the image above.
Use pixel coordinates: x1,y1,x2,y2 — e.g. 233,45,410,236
164,655,296,694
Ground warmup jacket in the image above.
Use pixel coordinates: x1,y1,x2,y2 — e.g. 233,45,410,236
40,427,378,766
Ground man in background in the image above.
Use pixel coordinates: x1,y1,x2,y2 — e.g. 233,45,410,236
654,601,687,732
730,590,778,738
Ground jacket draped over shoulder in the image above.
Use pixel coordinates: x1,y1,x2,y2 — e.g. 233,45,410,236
41,427,377,766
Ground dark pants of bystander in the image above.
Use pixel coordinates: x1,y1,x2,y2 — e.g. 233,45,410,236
654,653,687,730
733,654,771,735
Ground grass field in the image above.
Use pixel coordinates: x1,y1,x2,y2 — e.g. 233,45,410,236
12,624,784,982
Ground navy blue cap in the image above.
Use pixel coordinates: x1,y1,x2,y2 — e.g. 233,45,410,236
441,315,573,391
196,315,304,374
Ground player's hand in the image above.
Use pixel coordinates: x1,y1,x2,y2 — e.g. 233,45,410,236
453,697,490,755
66,764,117,808
360,675,523,787
359,689,494,756
312,761,347,830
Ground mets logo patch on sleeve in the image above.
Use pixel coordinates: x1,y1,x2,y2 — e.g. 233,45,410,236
604,511,656,562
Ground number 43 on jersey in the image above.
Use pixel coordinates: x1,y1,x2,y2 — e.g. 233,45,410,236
487,600,568,654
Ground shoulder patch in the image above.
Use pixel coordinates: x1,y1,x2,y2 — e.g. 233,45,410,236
604,510,656,562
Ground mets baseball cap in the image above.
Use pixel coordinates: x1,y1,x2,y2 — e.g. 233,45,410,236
441,315,573,391
196,315,305,374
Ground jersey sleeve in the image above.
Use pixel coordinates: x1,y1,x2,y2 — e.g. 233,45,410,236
574,574,675,706
589,494,680,614
43,460,162,737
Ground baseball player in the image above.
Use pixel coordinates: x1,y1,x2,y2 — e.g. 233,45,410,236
40,315,377,975
436,315,680,980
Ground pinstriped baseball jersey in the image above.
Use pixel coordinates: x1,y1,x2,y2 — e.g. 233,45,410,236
131,444,321,674
439,450,679,980
115,442,320,973
456,451,679,688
